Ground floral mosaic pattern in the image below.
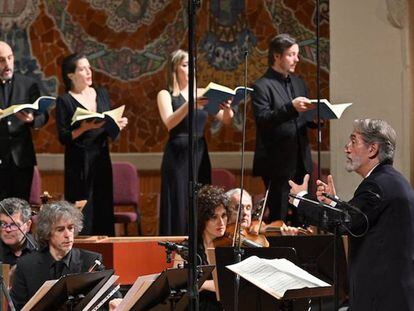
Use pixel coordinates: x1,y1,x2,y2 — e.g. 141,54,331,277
0,0,330,153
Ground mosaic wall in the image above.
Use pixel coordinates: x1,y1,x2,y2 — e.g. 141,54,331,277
0,0,330,153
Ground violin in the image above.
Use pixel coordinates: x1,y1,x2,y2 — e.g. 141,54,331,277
250,219,313,236
213,222,269,248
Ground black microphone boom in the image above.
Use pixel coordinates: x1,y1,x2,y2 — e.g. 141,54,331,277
321,192,362,213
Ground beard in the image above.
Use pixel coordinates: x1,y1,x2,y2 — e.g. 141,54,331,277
345,155,362,172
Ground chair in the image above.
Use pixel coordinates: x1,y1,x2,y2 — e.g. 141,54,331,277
29,166,42,206
211,168,236,191
112,162,141,236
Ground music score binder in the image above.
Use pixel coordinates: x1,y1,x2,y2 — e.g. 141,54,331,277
23,269,114,311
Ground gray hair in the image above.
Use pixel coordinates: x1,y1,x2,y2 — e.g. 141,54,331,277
0,198,31,223
268,33,297,67
36,201,83,247
353,119,396,164
225,188,252,205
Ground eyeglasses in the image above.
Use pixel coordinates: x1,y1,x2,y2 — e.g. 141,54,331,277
0,221,23,231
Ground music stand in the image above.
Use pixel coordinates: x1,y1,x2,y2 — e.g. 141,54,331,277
215,247,309,311
267,234,348,300
130,265,214,311
29,269,113,311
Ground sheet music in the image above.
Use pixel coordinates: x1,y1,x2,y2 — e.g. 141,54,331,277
226,256,330,299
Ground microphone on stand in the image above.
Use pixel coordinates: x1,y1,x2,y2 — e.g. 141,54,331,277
158,241,189,260
322,193,362,213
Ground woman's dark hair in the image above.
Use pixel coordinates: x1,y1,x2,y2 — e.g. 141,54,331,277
197,185,230,239
61,53,87,92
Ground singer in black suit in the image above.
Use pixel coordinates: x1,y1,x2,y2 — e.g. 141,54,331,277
289,119,414,311
252,34,315,224
10,201,104,310
0,41,49,201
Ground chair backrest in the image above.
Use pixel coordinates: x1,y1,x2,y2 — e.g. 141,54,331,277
112,162,139,205
29,166,42,205
211,168,236,191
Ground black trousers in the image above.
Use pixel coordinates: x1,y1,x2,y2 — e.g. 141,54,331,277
0,163,34,202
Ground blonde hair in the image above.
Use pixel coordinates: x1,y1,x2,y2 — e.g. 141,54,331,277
167,49,188,96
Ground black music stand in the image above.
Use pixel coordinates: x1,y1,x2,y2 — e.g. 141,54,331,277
29,269,113,311
215,246,327,311
130,265,214,311
267,234,348,301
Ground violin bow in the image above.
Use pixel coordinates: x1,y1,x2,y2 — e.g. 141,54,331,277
255,183,270,234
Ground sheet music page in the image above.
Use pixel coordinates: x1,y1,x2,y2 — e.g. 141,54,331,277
114,273,159,311
226,256,330,300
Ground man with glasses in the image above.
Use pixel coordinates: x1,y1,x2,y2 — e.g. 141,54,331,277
289,119,414,310
0,197,36,266
10,201,122,310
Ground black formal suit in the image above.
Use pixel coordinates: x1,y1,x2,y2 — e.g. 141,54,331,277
252,67,313,222
11,247,102,310
0,73,48,201
298,163,414,311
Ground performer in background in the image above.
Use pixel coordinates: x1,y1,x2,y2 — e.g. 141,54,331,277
289,119,414,310
56,53,128,236
0,198,36,266
197,185,229,311
225,188,305,242
158,49,233,235
252,34,316,225
0,41,49,201
11,201,107,309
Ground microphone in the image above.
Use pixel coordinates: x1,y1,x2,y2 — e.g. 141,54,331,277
288,193,343,213
158,241,189,260
322,193,361,213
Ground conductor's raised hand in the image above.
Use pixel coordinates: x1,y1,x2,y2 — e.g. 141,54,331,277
292,97,315,112
288,174,310,204
316,175,336,204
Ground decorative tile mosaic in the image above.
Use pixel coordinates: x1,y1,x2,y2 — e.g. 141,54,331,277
0,0,330,153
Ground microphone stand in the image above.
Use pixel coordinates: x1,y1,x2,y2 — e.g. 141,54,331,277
187,1,201,310
0,202,38,251
290,194,347,310
231,49,250,311
316,0,322,180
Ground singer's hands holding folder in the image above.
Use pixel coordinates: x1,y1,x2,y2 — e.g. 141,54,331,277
292,97,315,113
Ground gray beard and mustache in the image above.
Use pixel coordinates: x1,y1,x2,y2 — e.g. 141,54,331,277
345,156,362,172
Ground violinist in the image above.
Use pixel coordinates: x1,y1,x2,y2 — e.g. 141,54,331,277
197,185,230,311
226,188,303,237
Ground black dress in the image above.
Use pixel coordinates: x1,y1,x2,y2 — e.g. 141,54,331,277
55,87,114,236
160,93,211,236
